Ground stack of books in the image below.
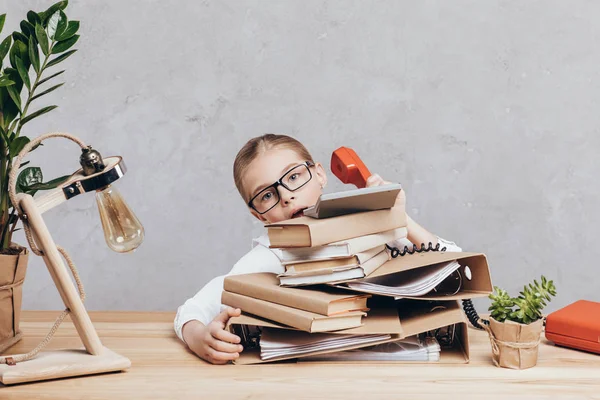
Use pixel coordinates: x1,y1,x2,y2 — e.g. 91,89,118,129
268,186,408,287
221,186,494,365
222,273,370,332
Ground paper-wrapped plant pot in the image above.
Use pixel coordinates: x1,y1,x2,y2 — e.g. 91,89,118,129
483,317,544,369
0,247,28,354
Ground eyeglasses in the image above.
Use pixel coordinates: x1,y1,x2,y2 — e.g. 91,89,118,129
248,161,315,214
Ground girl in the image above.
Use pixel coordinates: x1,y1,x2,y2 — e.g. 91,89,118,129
175,134,462,364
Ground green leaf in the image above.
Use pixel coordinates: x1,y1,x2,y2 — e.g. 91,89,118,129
12,31,29,44
27,11,42,26
0,36,11,62
4,67,21,85
42,1,69,24
35,24,49,56
15,56,31,91
9,136,30,158
37,69,65,86
13,39,30,70
52,34,79,54
55,11,67,39
20,20,36,38
1,87,19,126
6,84,21,111
28,174,70,191
19,105,58,126
30,82,63,101
29,35,40,73
18,160,30,168
9,40,20,68
0,14,5,34
46,49,76,67
0,77,15,87
55,20,78,41
16,167,43,194
47,11,61,40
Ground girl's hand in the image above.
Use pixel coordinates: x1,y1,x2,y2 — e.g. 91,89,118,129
366,174,406,206
183,307,244,365
367,174,439,246
366,173,390,187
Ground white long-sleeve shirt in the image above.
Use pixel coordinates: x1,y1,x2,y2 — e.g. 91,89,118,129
174,234,462,343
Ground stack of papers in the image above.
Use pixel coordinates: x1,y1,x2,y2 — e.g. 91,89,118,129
301,335,441,362
343,260,461,298
259,328,391,361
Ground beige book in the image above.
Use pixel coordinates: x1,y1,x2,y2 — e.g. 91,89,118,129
279,227,407,264
221,291,365,332
223,273,370,316
284,245,384,273
266,198,406,248
279,249,390,287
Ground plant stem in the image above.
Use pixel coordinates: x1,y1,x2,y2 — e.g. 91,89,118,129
0,139,9,250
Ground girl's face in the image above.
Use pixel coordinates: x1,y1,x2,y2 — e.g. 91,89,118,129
244,147,327,224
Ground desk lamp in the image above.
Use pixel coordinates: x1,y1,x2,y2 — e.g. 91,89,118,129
0,132,144,385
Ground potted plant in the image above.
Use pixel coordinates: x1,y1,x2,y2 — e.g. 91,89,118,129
483,275,557,369
0,1,80,352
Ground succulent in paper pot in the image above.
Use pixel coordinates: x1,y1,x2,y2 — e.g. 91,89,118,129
484,275,557,370
0,1,80,253
488,275,557,324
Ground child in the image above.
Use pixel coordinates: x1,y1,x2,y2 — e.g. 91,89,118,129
174,134,462,364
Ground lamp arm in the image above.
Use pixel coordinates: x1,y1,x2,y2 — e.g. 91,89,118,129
8,132,88,212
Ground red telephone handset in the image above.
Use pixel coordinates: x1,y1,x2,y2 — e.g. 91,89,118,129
330,146,372,188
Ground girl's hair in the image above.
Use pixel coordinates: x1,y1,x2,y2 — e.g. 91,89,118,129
233,134,314,202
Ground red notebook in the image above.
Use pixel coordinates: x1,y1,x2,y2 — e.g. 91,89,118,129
545,300,600,355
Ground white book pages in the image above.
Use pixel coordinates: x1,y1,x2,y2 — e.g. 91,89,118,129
259,328,391,361
345,260,461,297
301,336,441,362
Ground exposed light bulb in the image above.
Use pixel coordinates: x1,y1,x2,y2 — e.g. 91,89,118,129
96,185,144,253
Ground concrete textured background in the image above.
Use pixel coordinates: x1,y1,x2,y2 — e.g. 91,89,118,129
3,0,598,314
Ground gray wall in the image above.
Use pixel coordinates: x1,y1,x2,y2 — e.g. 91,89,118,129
4,1,598,314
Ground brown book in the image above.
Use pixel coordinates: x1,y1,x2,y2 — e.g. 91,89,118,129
224,273,370,316
284,245,384,273
278,249,390,287
279,227,407,264
266,198,406,248
221,291,365,332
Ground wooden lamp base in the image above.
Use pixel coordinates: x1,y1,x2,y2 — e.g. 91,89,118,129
0,346,130,385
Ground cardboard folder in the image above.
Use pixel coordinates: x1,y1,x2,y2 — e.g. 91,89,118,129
334,251,493,301
227,300,469,364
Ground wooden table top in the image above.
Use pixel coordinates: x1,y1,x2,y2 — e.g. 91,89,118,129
1,311,599,399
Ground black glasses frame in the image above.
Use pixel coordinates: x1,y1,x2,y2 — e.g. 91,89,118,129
247,161,315,214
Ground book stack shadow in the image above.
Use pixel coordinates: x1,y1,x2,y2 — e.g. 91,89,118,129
223,186,493,364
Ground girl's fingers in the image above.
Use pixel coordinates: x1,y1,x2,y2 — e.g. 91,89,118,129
211,336,244,353
206,347,239,362
213,307,242,327
366,174,384,187
212,327,242,345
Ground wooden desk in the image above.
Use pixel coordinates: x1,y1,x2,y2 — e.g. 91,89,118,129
1,311,599,399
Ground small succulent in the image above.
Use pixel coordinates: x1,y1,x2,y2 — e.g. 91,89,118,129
488,276,557,324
